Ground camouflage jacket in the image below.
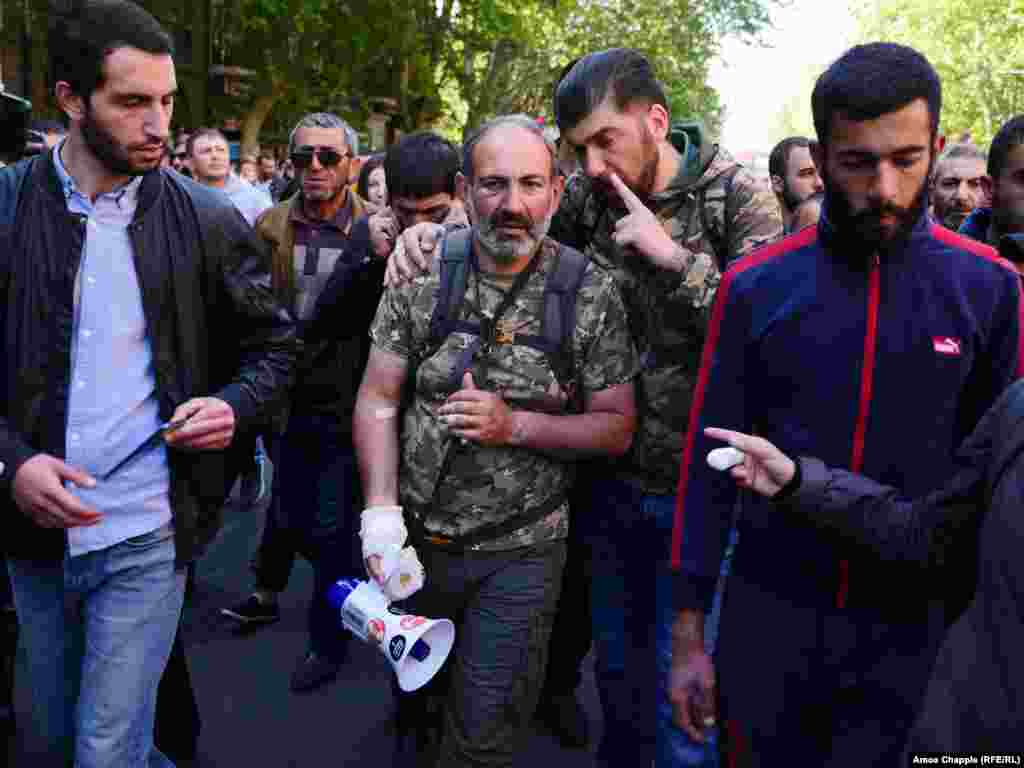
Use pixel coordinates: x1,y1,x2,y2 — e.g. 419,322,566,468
550,126,782,494
370,236,638,550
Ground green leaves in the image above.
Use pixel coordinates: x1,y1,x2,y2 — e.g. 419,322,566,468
137,0,778,147
853,0,1024,145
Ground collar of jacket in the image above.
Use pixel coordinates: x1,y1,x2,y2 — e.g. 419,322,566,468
653,123,736,205
816,194,933,269
257,189,367,306
34,145,166,222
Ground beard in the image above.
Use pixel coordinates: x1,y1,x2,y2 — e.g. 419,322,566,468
991,193,1024,237
593,123,660,209
471,204,553,266
80,107,160,177
782,179,812,213
301,171,346,202
822,158,932,254
939,206,972,232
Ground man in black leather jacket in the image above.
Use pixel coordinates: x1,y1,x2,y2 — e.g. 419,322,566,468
0,3,297,765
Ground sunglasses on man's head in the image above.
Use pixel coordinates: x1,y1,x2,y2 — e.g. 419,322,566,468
290,146,349,169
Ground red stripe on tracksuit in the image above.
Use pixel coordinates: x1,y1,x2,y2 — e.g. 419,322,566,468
671,225,818,570
838,252,881,609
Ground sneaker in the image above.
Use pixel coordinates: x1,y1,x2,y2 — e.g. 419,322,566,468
290,650,341,693
220,594,280,626
536,691,589,749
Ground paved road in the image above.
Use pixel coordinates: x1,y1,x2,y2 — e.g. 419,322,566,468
8,481,603,767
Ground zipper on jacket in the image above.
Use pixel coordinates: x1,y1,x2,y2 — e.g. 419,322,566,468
840,252,881,609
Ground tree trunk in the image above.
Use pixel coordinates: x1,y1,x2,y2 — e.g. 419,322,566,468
28,0,51,116
240,89,279,158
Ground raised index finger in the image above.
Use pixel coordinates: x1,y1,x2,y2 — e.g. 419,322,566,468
609,172,646,213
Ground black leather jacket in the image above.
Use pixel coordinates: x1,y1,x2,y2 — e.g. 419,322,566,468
0,153,299,565
785,379,1024,750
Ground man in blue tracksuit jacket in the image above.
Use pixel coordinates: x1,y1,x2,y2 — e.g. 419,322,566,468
668,44,1024,766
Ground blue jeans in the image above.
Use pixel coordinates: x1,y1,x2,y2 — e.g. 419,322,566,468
582,476,729,768
7,523,185,768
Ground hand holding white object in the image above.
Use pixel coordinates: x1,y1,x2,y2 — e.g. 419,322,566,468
381,547,426,601
361,505,408,584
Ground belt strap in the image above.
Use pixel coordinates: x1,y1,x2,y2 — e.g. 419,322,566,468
406,491,568,551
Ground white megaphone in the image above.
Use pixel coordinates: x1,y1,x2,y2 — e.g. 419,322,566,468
327,578,455,692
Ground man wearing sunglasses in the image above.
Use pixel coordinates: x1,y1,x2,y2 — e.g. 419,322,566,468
225,112,382,693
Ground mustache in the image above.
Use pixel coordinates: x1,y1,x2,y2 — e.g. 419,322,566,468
487,213,533,229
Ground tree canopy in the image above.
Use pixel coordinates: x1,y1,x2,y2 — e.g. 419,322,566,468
852,0,1024,146
4,0,781,152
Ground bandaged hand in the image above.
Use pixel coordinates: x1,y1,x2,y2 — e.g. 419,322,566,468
382,547,425,601
360,506,425,600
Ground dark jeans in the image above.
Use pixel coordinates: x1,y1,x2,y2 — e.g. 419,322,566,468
250,480,297,595
1,561,14,740
541,494,591,697
578,476,659,766
261,411,361,661
0,562,10,609
395,540,567,768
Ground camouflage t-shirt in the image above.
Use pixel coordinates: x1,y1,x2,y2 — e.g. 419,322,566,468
550,137,782,494
370,236,638,551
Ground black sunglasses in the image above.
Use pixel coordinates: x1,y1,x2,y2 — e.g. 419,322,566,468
290,147,349,169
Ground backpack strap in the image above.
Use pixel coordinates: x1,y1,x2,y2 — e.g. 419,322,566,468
428,227,473,348
539,244,590,414
410,240,591,550
698,163,741,273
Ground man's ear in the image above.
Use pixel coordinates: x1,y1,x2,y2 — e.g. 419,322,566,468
455,172,468,202
645,102,671,143
935,133,946,156
54,82,85,124
770,174,784,196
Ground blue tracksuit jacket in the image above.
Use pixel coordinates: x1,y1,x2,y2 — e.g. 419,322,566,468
672,210,1022,615
670,208,1023,762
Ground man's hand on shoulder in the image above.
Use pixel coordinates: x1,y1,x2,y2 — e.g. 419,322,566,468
384,221,446,287
369,208,398,260
609,173,685,272
164,397,236,451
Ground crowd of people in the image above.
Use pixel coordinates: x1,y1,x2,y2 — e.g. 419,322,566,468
2,1,1024,767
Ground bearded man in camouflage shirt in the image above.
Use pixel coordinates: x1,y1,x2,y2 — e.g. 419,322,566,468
353,114,638,768
389,49,782,767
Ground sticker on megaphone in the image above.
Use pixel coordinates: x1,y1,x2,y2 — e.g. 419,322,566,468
328,578,455,692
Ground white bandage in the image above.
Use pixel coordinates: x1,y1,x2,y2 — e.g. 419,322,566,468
360,506,408,582
381,546,426,601
707,447,745,471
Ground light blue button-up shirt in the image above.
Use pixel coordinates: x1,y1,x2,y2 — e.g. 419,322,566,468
54,143,172,557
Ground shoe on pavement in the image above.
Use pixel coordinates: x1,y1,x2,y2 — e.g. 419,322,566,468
221,594,280,626
290,650,341,693
536,691,589,749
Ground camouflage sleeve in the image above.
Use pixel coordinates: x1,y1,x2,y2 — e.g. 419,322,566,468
661,169,781,319
576,268,640,394
666,248,721,317
368,281,414,360
549,171,592,250
725,169,783,261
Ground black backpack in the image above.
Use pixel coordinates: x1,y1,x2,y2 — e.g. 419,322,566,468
405,229,590,549
425,228,590,414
